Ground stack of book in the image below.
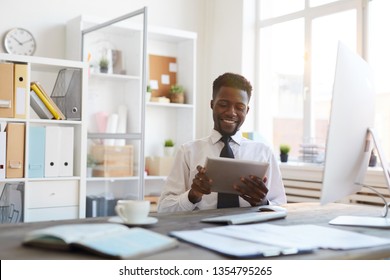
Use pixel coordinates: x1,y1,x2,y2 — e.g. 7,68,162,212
299,143,325,163
30,82,66,120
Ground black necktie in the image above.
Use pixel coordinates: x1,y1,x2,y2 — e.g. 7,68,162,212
217,136,239,208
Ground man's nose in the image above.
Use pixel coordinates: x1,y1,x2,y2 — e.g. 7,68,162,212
226,105,237,115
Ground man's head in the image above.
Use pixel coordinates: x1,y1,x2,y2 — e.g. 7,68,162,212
211,73,252,136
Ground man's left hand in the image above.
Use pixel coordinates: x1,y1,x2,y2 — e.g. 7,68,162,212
233,176,268,206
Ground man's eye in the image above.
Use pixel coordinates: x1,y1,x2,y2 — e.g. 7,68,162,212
236,105,246,111
218,102,228,107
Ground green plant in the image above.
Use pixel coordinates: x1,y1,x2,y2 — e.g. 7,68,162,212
87,154,96,167
169,84,184,94
280,144,290,155
146,85,152,92
164,139,175,147
99,57,109,68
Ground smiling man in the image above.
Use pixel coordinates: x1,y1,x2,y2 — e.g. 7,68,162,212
157,72,286,213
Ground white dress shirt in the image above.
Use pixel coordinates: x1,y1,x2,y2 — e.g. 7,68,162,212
157,129,287,213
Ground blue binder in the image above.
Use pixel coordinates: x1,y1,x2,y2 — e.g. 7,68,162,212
28,126,45,178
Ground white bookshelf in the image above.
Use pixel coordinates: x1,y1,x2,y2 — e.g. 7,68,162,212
66,11,197,215
0,53,88,222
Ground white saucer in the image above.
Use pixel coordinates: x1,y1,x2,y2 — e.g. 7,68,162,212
108,216,158,226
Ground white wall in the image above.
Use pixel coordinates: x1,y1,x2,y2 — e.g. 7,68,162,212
0,0,204,58
199,0,256,138
0,0,252,139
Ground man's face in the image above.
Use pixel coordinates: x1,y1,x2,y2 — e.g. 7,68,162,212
211,86,250,136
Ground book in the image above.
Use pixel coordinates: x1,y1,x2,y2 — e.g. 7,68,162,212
30,89,54,119
23,223,179,259
30,82,66,120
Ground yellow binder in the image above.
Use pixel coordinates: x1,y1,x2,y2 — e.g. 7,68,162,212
30,82,66,120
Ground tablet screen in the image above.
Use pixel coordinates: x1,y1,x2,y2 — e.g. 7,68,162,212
204,157,269,194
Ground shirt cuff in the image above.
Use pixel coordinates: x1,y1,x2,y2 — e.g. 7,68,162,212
256,197,269,206
179,190,198,211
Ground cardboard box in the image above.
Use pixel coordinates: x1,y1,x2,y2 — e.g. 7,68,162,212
145,156,174,176
91,145,133,177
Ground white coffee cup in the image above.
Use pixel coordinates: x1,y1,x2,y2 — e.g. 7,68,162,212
115,200,150,223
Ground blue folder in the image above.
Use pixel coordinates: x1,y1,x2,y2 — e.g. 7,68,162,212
28,126,45,178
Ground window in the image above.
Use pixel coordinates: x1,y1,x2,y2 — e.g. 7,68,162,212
256,0,390,162
368,0,390,164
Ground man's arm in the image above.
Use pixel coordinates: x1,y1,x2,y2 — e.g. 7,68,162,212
157,147,198,213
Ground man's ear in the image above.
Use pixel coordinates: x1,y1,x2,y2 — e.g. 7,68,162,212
210,100,214,109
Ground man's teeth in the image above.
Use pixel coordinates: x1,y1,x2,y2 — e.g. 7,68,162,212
223,119,235,124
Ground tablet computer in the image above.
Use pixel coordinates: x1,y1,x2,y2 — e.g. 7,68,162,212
204,157,269,195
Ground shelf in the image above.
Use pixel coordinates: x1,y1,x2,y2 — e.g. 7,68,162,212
89,72,141,81
145,176,166,180
86,176,139,182
66,11,196,217
27,176,82,182
0,53,88,223
146,102,194,109
0,53,85,71
88,132,142,140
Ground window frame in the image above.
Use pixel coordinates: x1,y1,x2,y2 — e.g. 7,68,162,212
255,0,367,156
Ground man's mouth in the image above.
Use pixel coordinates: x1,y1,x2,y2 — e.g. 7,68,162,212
221,119,237,124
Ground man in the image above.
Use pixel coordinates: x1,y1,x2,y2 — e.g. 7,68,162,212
157,72,286,213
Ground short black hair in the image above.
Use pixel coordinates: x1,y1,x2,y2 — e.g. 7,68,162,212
212,72,252,100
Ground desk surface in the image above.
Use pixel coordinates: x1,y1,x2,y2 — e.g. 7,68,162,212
1,202,390,260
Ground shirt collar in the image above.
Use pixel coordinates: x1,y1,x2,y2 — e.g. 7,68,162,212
211,129,243,145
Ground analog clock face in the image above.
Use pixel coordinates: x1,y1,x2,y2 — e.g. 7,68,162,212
3,28,36,55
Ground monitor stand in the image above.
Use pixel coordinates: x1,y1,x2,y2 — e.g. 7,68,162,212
329,128,390,228
329,215,390,228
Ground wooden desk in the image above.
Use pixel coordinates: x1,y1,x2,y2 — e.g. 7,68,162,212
1,202,390,260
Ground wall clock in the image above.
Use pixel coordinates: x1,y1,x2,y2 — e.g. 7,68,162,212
3,28,36,55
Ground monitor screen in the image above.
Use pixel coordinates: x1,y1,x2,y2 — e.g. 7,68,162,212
320,42,376,205
320,42,390,227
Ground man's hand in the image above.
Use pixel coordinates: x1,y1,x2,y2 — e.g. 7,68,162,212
233,176,268,206
188,165,212,204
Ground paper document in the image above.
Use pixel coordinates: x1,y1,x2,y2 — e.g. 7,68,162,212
170,224,390,258
205,224,390,250
170,230,310,258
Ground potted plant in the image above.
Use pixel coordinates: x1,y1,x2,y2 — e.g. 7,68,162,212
146,85,152,102
87,154,97,177
99,57,109,73
280,144,290,163
164,139,175,157
369,150,377,167
169,84,184,104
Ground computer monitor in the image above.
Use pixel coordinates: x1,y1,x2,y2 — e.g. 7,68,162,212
320,42,390,228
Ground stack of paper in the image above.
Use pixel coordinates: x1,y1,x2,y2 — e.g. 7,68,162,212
170,224,390,258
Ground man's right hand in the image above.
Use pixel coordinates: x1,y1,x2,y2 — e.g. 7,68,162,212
188,165,212,204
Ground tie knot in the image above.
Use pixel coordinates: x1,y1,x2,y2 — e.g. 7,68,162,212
221,135,231,145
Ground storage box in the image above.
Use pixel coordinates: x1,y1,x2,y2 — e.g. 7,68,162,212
51,68,82,120
91,145,133,177
145,156,174,176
